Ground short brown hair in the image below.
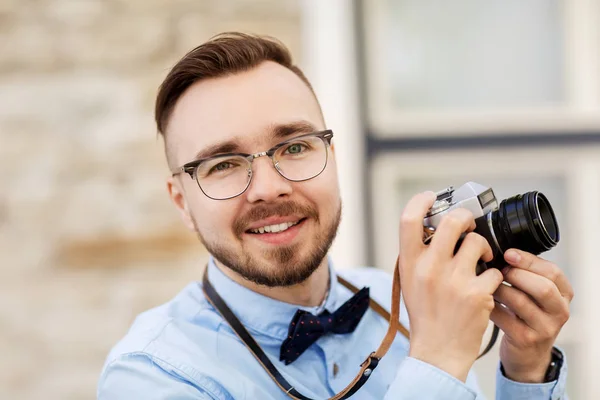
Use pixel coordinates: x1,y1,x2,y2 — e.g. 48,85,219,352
155,32,318,139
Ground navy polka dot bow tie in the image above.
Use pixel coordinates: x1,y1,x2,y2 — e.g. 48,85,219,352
279,286,370,365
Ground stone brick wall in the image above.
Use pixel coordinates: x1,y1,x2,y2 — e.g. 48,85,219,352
0,1,302,398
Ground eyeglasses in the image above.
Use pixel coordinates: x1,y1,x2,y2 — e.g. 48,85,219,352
171,130,334,200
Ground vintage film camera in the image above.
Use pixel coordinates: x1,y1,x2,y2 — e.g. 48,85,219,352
422,182,560,275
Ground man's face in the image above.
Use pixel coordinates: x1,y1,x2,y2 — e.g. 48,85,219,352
166,61,342,287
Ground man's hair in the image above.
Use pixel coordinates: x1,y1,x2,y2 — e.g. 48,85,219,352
155,32,318,142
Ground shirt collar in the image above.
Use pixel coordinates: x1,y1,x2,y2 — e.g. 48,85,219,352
205,256,340,340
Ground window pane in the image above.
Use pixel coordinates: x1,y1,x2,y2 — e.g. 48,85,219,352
380,0,565,109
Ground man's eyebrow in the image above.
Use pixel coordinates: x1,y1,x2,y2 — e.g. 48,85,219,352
192,121,320,161
270,121,319,140
193,140,241,161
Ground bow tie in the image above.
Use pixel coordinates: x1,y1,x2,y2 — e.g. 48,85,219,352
279,287,370,365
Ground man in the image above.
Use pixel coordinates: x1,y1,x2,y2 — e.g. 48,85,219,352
98,33,573,399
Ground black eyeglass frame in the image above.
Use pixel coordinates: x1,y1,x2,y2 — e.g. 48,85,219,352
171,130,334,200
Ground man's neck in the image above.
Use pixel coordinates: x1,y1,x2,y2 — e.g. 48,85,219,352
214,258,331,307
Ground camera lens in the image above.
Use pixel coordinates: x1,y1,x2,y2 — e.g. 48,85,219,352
491,191,559,256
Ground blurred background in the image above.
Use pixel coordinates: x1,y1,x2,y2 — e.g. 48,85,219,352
2,0,599,399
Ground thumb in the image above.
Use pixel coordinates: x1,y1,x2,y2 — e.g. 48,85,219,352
478,267,504,294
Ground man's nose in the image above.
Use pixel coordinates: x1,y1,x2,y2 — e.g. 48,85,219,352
244,156,292,203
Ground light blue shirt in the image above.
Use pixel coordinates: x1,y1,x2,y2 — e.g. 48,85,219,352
98,257,569,399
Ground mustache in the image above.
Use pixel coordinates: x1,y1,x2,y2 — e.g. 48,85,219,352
234,201,319,237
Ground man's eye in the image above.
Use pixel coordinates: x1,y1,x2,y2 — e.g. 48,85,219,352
210,162,234,173
284,143,307,154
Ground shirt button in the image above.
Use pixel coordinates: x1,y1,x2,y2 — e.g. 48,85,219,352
333,363,339,378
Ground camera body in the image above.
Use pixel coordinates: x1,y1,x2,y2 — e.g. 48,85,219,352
423,182,559,274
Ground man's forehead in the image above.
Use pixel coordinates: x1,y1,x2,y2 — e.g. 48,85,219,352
166,62,324,164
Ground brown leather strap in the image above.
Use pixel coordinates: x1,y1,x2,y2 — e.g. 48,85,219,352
337,273,410,341
328,257,404,399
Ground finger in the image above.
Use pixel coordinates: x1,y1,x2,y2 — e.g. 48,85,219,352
399,191,437,262
502,265,567,315
504,249,574,301
493,283,550,331
476,267,504,294
454,232,494,273
428,208,477,258
490,301,530,339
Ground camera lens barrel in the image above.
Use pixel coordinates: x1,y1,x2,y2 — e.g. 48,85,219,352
491,191,559,257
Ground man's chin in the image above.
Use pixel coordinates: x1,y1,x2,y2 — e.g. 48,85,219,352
220,248,323,288
254,263,322,287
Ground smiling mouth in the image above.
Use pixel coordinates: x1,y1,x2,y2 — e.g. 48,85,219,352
246,218,306,234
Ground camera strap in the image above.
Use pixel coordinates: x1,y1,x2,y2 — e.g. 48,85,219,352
201,258,498,399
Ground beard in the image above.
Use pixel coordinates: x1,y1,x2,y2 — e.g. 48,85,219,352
192,200,342,287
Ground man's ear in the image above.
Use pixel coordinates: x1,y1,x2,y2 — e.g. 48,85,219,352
166,176,196,232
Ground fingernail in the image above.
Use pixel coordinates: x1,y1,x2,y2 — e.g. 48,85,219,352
505,250,521,264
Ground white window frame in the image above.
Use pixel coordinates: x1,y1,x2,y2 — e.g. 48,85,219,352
362,0,600,138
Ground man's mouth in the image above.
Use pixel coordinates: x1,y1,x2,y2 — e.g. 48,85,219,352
243,217,306,245
248,220,300,234
246,218,306,234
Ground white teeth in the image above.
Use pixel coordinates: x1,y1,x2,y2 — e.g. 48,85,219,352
271,223,287,233
250,221,299,234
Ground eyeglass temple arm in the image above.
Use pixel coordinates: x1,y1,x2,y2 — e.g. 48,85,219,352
170,166,187,176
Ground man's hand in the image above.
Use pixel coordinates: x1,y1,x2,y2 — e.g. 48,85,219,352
491,249,574,383
399,192,505,382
